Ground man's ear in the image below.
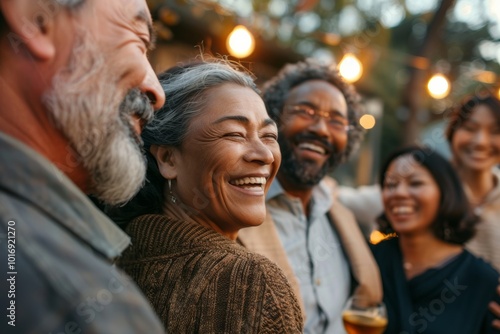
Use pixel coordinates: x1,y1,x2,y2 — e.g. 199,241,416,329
0,0,56,60
150,145,178,180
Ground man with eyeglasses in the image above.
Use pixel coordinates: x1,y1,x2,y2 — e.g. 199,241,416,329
238,59,382,334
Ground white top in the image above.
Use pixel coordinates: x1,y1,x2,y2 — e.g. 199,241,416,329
465,167,500,272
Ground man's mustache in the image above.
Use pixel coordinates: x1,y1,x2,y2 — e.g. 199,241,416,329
291,133,336,154
119,88,155,125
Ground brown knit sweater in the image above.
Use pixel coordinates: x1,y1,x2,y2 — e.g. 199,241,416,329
117,214,303,333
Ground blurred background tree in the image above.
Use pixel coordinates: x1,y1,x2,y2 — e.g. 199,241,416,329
146,0,500,185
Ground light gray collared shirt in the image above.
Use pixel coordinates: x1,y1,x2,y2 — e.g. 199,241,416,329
0,132,164,333
267,180,351,334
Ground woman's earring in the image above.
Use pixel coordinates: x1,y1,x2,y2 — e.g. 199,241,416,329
168,179,177,204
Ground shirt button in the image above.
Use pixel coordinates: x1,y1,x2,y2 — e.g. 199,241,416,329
315,278,321,286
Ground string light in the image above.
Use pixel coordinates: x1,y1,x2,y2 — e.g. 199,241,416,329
226,25,255,59
427,73,451,99
338,53,363,83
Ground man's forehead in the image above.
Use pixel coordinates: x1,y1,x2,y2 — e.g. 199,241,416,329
107,0,154,46
134,8,154,40
288,80,344,100
108,0,152,22
287,81,348,113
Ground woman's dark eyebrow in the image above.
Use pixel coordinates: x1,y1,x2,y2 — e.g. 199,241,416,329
213,116,276,128
213,115,249,124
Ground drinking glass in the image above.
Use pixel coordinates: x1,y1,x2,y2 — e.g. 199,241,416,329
342,296,387,334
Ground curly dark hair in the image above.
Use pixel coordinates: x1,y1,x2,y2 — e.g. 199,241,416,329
260,58,365,164
376,146,477,245
445,92,500,143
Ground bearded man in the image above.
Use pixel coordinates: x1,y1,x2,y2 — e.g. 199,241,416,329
238,59,382,334
0,0,166,332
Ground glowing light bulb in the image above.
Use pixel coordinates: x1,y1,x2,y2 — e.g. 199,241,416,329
338,53,363,83
226,25,255,59
427,74,451,99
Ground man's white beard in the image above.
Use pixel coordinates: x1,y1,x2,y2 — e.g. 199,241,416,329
44,33,147,205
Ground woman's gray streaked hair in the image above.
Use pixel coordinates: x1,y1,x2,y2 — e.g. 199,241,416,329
143,60,259,150
261,58,365,164
105,59,260,225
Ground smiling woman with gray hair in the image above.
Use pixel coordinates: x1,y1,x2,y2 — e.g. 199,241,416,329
107,59,303,333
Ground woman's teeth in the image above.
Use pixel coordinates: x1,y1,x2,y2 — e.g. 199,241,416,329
230,177,267,187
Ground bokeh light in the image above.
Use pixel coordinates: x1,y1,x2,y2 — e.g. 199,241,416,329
226,25,255,58
427,73,451,99
370,230,388,245
338,53,363,83
359,114,376,130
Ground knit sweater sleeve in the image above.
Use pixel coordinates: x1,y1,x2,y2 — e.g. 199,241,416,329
119,247,303,333
196,252,304,334
244,256,304,334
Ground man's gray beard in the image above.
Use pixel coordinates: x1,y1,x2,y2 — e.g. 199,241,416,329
44,33,146,205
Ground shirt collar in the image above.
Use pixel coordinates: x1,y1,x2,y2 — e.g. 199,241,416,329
266,178,334,217
266,178,286,200
311,179,334,219
0,132,130,260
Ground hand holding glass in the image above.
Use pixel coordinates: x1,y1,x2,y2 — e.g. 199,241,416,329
342,296,387,334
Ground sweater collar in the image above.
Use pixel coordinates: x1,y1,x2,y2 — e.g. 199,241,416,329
126,214,238,257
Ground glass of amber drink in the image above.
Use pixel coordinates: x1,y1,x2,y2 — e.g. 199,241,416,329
342,296,387,334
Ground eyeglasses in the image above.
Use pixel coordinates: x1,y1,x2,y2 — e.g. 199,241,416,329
285,104,352,133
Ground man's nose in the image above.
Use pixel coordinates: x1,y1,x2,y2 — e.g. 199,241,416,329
308,115,331,139
140,65,166,110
